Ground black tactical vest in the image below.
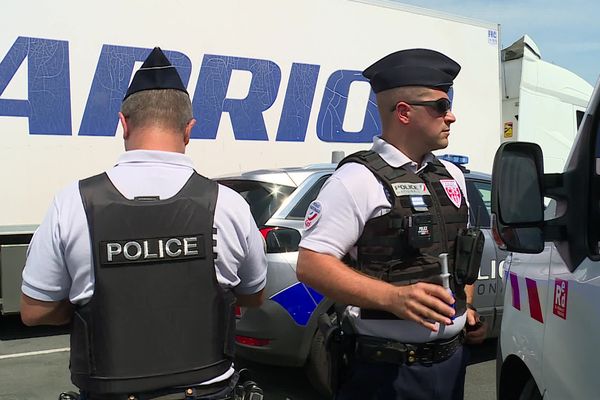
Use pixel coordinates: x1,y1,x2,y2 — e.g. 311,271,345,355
339,150,469,316
71,172,235,395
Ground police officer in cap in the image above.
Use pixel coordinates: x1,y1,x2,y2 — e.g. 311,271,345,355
21,47,267,399
297,48,487,399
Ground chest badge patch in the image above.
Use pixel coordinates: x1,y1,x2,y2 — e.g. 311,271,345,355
304,201,322,229
440,179,462,208
391,182,430,197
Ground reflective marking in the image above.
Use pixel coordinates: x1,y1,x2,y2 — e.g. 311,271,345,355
0,347,70,360
509,272,520,310
526,278,544,323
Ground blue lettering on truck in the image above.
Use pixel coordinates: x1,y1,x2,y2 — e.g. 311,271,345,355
0,37,72,135
0,36,384,142
317,70,379,143
192,54,280,141
276,62,320,142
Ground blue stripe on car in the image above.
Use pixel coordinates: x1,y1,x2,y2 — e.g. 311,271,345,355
270,282,323,326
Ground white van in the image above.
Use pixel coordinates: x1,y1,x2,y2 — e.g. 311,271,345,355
492,76,600,399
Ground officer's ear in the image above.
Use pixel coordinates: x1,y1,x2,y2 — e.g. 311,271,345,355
184,118,196,146
119,112,129,140
394,102,411,125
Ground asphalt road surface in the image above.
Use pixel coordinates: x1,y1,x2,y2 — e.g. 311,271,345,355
0,314,497,400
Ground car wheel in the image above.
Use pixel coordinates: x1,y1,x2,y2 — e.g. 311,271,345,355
518,377,542,400
305,328,334,399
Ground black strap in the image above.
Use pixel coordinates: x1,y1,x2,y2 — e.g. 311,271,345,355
81,374,236,399
424,159,454,178
354,332,464,366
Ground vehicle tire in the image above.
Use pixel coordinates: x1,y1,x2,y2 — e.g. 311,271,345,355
305,328,334,399
518,377,542,400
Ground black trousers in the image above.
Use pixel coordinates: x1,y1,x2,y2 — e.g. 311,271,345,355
336,345,470,400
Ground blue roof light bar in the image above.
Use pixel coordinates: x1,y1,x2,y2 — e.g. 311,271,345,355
439,154,469,165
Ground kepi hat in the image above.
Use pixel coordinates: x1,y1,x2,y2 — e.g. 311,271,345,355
363,48,460,93
124,47,188,101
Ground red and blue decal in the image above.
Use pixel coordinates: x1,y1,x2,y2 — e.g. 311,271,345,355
270,282,324,326
525,278,544,323
509,272,521,310
509,272,544,323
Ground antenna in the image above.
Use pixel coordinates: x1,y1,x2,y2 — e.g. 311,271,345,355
331,151,345,164
475,205,482,228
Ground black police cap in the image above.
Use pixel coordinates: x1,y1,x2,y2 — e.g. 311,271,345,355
123,47,188,101
363,48,461,93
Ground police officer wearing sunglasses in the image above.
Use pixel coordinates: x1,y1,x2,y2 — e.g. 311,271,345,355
297,49,486,400
20,48,267,400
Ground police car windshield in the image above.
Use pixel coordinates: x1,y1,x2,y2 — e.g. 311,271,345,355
219,180,295,226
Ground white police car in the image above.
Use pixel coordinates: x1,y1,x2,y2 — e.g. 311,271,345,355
218,155,506,393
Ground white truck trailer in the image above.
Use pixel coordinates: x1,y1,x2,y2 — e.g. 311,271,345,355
0,0,502,314
0,0,589,314
501,35,592,173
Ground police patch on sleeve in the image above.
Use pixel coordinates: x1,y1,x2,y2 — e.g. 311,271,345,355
440,179,462,208
304,201,322,229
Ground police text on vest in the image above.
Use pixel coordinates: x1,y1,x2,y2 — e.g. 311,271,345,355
99,235,205,266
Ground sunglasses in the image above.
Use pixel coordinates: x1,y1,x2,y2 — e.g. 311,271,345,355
390,98,452,115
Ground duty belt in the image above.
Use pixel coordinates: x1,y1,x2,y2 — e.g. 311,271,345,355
75,374,236,400
62,370,265,400
354,332,464,366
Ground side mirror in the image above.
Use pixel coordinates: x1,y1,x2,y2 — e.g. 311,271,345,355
491,142,545,253
492,80,600,270
264,227,301,253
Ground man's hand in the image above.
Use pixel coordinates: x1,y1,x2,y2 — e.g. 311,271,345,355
297,249,456,332
388,282,456,332
464,307,487,344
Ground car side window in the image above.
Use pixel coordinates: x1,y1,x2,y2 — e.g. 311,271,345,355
219,180,295,226
287,175,331,219
466,180,491,228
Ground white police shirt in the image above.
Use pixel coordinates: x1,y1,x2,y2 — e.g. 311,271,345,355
22,150,267,384
300,136,469,343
